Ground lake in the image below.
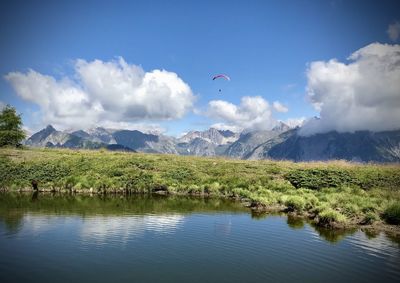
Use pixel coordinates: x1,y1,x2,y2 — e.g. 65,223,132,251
0,193,399,283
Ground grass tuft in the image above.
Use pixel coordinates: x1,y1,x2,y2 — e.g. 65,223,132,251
383,202,400,225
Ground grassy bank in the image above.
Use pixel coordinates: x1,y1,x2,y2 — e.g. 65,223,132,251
1,147,400,229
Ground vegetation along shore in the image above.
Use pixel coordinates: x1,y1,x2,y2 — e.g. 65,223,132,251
1,147,399,235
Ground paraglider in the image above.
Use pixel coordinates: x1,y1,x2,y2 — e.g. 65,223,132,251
212,74,230,81
212,74,230,92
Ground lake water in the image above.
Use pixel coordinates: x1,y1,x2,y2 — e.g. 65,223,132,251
0,193,399,283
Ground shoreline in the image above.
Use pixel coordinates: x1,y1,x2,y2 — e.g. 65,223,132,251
1,147,399,239
2,187,400,238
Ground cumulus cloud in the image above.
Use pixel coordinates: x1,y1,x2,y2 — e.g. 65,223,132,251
300,43,400,136
5,57,195,130
272,101,289,113
206,96,277,131
387,21,400,42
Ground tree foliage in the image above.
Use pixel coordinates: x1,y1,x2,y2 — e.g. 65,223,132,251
0,105,25,147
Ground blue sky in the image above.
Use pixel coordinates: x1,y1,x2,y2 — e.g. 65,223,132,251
1,0,399,136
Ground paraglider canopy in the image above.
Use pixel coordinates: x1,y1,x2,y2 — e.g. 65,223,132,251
212,74,230,92
212,74,230,81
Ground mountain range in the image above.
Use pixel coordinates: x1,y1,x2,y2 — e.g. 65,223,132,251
24,123,400,162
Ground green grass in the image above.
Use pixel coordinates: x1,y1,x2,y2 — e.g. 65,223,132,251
1,147,400,228
383,202,400,225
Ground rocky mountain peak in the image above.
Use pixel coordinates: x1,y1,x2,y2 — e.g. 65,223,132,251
24,124,400,162
272,121,290,132
45,124,56,132
179,127,239,145
27,125,57,143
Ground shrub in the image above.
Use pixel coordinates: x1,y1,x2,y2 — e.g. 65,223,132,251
231,187,251,198
304,194,319,210
267,179,294,192
284,168,354,190
361,212,378,225
341,203,360,217
206,182,222,195
164,168,196,183
382,202,400,225
317,208,347,226
187,184,203,194
284,196,306,211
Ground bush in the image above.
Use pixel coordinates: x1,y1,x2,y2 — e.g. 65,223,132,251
304,194,319,210
285,168,354,190
267,179,294,192
361,212,378,225
164,168,196,183
284,196,306,211
317,208,347,226
383,202,400,225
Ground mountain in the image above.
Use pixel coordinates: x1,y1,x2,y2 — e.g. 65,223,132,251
176,138,217,156
179,128,239,145
26,125,118,150
246,128,297,160
224,122,290,158
176,128,239,156
263,129,400,162
26,125,75,147
25,126,178,153
86,127,117,144
113,130,178,154
24,124,400,162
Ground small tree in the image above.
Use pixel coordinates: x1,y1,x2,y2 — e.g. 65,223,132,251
0,105,26,147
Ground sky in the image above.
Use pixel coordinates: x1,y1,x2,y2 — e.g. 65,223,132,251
0,0,399,136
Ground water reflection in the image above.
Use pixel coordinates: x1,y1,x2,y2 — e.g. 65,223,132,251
80,214,185,244
313,225,358,243
1,193,399,283
31,190,39,202
0,193,399,246
0,210,24,235
287,215,305,230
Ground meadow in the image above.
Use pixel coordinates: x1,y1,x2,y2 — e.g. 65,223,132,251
1,147,399,230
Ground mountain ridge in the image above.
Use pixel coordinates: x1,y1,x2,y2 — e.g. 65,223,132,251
24,124,400,162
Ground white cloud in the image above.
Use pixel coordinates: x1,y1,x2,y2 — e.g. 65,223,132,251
5,57,195,130
301,43,400,136
387,21,400,42
0,101,5,111
282,117,306,128
209,123,242,133
273,101,289,113
96,121,166,134
206,96,277,131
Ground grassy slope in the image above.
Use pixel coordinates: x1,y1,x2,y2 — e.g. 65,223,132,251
1,147,400,228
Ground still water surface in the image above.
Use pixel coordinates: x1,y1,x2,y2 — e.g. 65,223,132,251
0,193,399,283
